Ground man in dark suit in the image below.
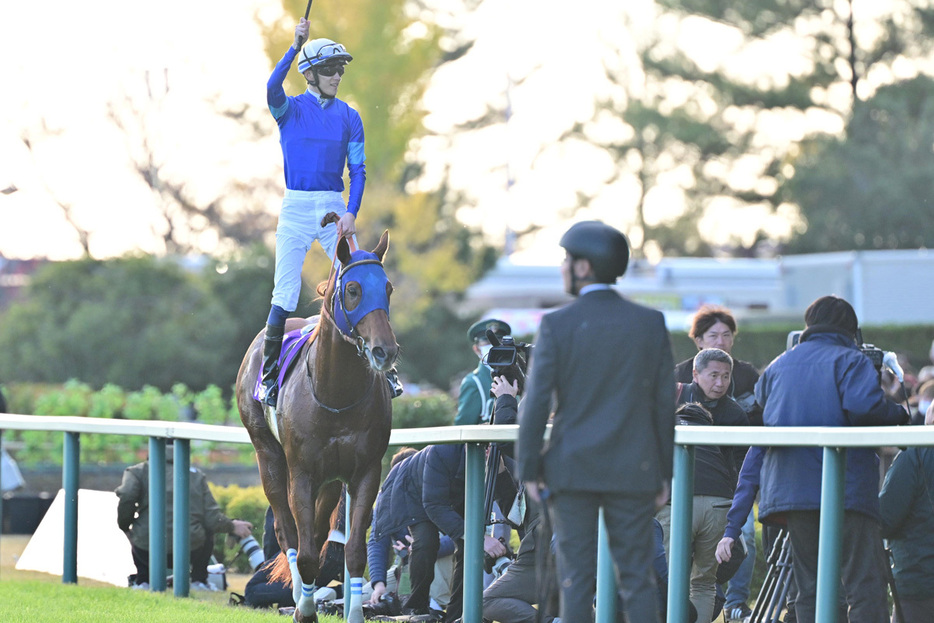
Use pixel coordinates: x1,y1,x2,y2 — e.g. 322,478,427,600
517,220,675,623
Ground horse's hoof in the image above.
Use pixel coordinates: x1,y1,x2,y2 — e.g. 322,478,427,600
291,608,318,623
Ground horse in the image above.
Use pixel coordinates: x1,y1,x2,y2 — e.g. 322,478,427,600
236,226,397,623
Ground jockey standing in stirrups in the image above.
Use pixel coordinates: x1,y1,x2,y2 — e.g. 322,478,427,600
260,17,403,411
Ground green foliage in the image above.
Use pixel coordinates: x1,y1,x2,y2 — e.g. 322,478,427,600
787,76,934,252
391,393,458,429
0,256,236,393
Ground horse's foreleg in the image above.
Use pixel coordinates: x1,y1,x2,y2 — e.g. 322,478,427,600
251,435,300,557
289,471,321,619
345,466,381,623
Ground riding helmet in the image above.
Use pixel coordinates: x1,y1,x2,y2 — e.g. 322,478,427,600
559,221,630,283
298,38,353,74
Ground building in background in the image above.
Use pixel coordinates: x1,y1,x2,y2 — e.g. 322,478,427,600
464,249,934,335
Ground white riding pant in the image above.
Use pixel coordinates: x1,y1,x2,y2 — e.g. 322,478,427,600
272,189,352,312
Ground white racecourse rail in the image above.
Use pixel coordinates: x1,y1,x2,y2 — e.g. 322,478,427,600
1,413,932,623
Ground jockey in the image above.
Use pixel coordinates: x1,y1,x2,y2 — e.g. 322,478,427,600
261,18,402,409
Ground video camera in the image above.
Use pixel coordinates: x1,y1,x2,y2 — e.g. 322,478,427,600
786,329,903,382
485,329,533,394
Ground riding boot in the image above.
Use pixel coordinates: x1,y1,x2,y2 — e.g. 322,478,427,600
260,323,285,408
386,368,404,399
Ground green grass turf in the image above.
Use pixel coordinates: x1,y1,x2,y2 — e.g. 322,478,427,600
0,580,346,623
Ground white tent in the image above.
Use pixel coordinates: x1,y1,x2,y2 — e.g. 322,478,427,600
15,488,135,586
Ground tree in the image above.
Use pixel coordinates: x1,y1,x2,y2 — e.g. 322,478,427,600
786,76,934,252
107,70,280,256
0,257,236,392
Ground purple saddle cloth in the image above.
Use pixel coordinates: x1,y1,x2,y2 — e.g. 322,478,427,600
252,317,319,402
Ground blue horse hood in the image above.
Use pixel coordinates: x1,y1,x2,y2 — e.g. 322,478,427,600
333,249,390,336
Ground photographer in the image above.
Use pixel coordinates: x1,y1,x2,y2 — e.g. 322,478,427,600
878,401,934,623
115,441,254,591
755,295,908,623
455,319,512,425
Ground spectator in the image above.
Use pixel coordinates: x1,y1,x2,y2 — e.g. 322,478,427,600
910,379,934,425
115,442,253,590
675,305,761,421
669,401,741,623
518,220,674,623
674,305,760,622
755,295,908,623
454,319,512,426
878,401,934,623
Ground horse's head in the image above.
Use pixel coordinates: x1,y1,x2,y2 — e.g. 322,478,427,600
330,231,398,372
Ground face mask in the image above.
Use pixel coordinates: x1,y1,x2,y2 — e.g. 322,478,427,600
919,400,932,417
479,344,492,360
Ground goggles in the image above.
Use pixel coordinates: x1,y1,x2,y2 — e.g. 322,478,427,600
317,64,345,77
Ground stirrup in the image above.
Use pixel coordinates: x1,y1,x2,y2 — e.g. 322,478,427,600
386,371,404,399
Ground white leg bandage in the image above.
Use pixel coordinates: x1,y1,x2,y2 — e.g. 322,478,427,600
287,548,302,606
298,582,318,617
346,577,365,623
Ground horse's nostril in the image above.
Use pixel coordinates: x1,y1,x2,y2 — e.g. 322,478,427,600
372,347,386,361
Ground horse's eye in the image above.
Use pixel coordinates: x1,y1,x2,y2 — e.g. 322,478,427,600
344,282,361,311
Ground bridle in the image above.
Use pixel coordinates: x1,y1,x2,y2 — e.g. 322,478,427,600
307,243,391,413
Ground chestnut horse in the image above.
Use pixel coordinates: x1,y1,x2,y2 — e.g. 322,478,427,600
236,230,396,623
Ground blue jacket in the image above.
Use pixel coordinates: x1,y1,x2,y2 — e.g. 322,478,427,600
755,328,907,522
366,445,465,585
267,47,366,214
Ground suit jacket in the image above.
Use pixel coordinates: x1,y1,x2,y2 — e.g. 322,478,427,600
517,289,676,494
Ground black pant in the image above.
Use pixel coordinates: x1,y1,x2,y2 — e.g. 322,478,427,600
550,490,659,623
786,510,889,623
130,535,214,584
245,559,295,608
405,521,440,614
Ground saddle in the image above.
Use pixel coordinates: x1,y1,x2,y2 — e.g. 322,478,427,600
251,317,320,403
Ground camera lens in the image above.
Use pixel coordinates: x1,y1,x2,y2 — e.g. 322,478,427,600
239,535,265,571
491,556,511,578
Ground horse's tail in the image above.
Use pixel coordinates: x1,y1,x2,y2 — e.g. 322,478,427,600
268,551,292,586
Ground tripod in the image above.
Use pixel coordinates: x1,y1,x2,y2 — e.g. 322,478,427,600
749,529,793,623
749,529,905,623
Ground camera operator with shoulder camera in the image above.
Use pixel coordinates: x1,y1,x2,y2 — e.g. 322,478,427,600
755,295,908,623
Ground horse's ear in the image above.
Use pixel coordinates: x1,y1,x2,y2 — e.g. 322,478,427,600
373,230,390,261
337,236,352,265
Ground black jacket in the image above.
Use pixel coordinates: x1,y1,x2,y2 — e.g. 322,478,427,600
676,382,749,496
